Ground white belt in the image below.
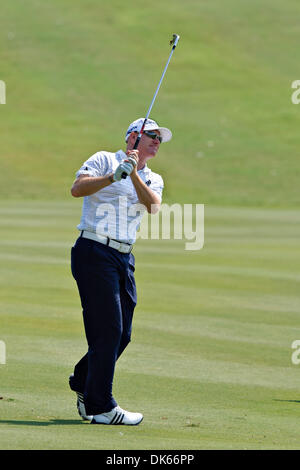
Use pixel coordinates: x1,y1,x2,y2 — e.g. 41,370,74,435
81,230,133,254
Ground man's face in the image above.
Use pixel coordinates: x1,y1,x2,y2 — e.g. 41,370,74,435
128,130,161,158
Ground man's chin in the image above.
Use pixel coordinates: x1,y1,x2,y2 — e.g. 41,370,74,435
148,149,158,157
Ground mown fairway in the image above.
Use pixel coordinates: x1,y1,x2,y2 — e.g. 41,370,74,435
0,201,300,449
1,0,300,451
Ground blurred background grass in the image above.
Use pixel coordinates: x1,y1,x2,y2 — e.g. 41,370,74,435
1,0,300,206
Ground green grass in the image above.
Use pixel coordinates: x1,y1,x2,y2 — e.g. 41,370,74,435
1,0,300,205
0,201,300,449
1,0,300,451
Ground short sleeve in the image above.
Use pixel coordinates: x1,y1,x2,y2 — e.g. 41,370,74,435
75,152,108,179
149,174,164,201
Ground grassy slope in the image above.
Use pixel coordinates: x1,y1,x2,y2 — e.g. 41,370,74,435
1,0,300,206
1,0,300,451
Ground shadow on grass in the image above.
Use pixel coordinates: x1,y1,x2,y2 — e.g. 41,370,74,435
273,399,300,404
0,419,85,426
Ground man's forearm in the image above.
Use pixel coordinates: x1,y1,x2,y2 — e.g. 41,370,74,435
130,173,161,214
71,174,114,197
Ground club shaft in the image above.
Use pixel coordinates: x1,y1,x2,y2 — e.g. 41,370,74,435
145,46,176,124
133,45,177,150
121,36,180,177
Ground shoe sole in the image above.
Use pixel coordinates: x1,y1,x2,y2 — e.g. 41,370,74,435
91,416,143,426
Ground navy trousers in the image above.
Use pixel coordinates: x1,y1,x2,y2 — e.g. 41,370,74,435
71,236,137,415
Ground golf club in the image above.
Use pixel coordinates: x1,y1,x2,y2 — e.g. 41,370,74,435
121,33,180,179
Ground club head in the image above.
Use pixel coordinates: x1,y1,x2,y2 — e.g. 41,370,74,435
170,34,180,47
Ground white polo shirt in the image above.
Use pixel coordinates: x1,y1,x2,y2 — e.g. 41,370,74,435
75,150,164,244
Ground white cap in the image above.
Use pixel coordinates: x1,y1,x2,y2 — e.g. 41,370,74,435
125,118,172,143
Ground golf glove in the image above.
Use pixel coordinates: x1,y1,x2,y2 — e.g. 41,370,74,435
113,161,134,181
125,156,137,168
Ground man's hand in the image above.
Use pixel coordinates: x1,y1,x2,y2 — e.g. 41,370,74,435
125,150,139,175
113,160,135,181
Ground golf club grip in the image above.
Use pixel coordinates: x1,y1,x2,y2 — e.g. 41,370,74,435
121,135,141,179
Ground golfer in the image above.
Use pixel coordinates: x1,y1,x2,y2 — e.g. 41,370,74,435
69,118,172,425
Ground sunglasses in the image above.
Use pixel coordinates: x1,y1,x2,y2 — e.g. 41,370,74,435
143,130,162,143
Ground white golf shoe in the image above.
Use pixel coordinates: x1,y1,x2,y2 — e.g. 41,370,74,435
91,406,143,425
69,374,93,421
76,391,94,421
